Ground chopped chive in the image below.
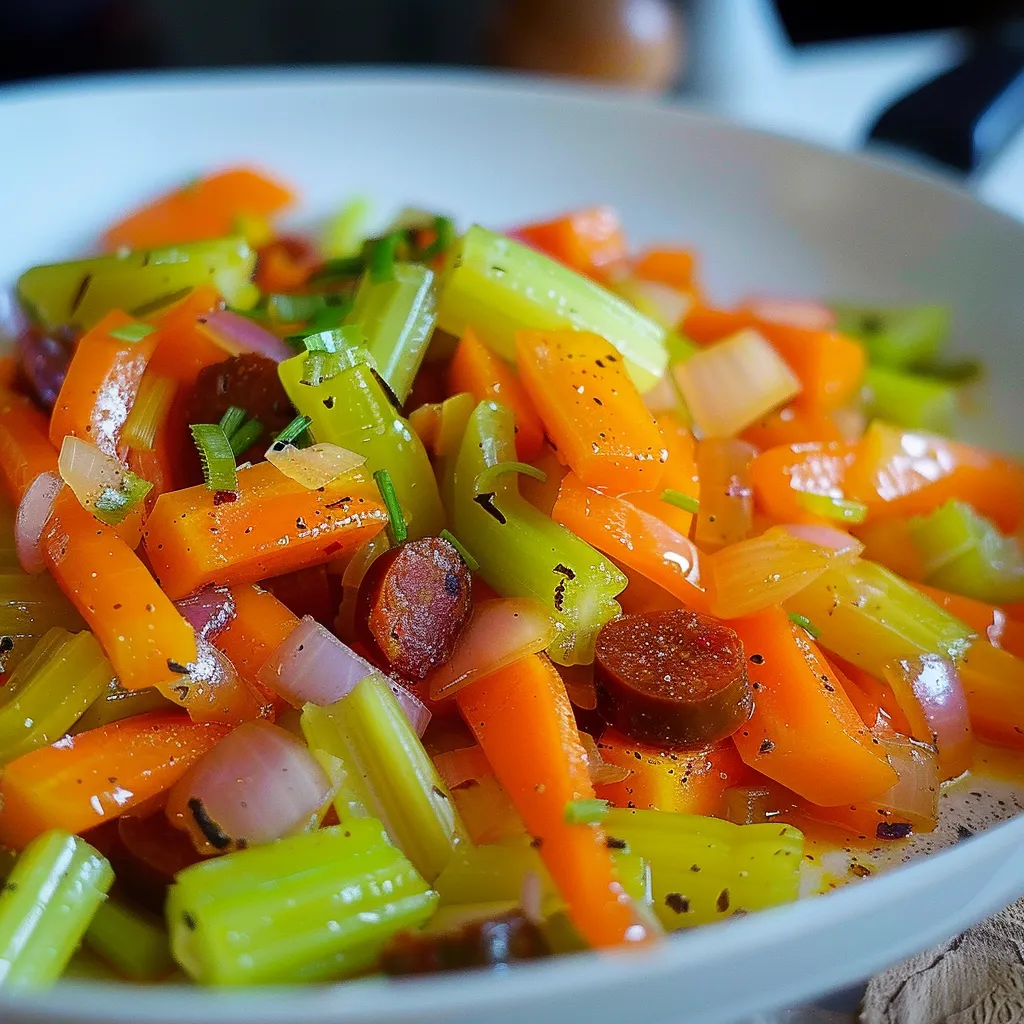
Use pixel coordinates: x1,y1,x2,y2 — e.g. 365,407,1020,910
190,423,238,493
473,461,547,493
440,529,479,571
368,233,403,284
227,417,263,457
217,405,248,439
788,612,821,640
374,468,407,545
417,216,456,262
564,799,610,825
109,321,156,343
797,492,868,525
307,303,349,333
275,415,313,447
309,253,366,284
92,470,153,526
661,489,700,515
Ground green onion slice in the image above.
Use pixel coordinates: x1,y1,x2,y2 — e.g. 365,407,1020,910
788,612,822,640
374,468,408,545
661,489,700,515
368,233,403,284
217,405,248,439
109,321,156,343
92,470,153,526
275,415,313,447
564,799,610,825
473,461,547,494
190,424,238,493
797,492,868,525
417,216,456,262
228,418,263,457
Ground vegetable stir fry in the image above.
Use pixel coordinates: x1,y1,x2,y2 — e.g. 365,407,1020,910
0,166,1021,988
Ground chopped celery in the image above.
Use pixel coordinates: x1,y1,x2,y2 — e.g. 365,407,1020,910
796,492,868,524
167,820,438,986
832,303,948,369
437,226,668,392
864,365,957,434
345,263,437,403
0,628,113,764
448,400,626,665
0,572,86,674
0,830,113,990
299,676,468,882
18,237,256,333
321,196,371,260
785,558,975,678
278,347,444,539
85,898,174,981
908,501,1024,604
71,678,175,734
122,373,176,451
603,808,803,930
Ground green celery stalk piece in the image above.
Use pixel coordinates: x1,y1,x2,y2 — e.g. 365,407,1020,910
437,225,668,393
346,263,437,404
785,558,976,679
448,400,626,665
831,303,948,370
603,808,803,931
0,628,114,764
84,898,175,981
0,830,113,990
864,365,957,434
278,348,444,539
71,679,175,735
18,236,256,334
0,572,87,675
299,676,469,882
908,500,1024,605
322,196,371,260
167,820,438,986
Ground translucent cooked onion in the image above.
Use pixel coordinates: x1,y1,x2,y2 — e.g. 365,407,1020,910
744,297,836,331
198,309,294,362
265,441,365,490
426,598,556,701
15,471,63,574
165,720,333,854
58,435,124,510
174,586,236,641
874,734,940,833
578,730,629,787
258,616,430,735
783,523,864,559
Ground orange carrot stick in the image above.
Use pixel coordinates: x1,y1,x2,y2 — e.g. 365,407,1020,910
448,327,545,461
751,440,859,525
104,168,293,251
730,606,898,805
456,654,652,948
148,284,226,384
0,390,58,502
0,712,229,850
633,248,697,291
49,310,160,458
694,439,756,551
552,472,710,611
913,584,1024,659
681,305,751,346
143,462,388,600
41,488,197,691
741,400,845,450
513,207,627,278
516,330,666,493
828,655,914,736
957,640,1024,750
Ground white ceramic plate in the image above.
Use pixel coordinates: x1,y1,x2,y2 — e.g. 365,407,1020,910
2,69,1024,1024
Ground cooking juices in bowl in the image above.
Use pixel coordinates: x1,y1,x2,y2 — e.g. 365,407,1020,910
0,167,1021,989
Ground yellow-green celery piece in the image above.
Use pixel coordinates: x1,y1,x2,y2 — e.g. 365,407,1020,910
18,236,256,333
447,399,626,665
0,830,113,990
0,571,86,675
832,303,949,370
864,364,957,434
299,675,468,882
84,898,175,981
167,820,438,986
278,346,444,539
71,678,175,735
785,557,976,679
0,628,113,764
603,808,803,930
436,225,669,393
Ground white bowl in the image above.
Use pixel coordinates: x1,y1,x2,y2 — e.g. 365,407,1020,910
2,69,1024,1024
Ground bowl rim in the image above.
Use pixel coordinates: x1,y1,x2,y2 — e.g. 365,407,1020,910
2,65,1024,1020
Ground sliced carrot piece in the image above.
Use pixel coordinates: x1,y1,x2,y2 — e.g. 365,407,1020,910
513,207,627,278
633,248,697,291
448,327,545,461
254,241,312,293
852,519,925,582
730,606,898,805
0,713,229,849
143,462,388,600
104,168,293,251
552,472,710,611
517,330,666,493
148,284,226,385
694,439,755,551
741,401,845,450
828,655,914,736
957,640,1024,750
0,390,58,502
456,654,651,948
50,310,160,459
681,305,751,346
751,440,859,525
913,584,1024,659
595,730,748,814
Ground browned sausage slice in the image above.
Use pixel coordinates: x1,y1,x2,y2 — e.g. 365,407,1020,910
594,610,753,749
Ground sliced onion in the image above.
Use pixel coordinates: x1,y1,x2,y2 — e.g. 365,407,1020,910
164,720,333,854
57,435,124,509
744,297,837,331
783,523,864,559
16,471,62,574
16,328,71,410
641,371,682,416
873,734,940,833
257,615,430,735
673,328,801,439
433,744,492,789
174,586,236,641
427,598,557,701
198,309,294,363
560,663,597,711
265,441,365,489
578,730,629,787
882,655,973,780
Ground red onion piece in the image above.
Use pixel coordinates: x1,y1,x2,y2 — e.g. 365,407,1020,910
258,616,431,735
874,734,940,833
744,296,837,331
164,720,333,854
16,327,71,410
15,471,62,574
174,586,236,641
198,309,293,363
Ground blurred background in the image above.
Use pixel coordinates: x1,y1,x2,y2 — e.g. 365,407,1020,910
2,0,1024,215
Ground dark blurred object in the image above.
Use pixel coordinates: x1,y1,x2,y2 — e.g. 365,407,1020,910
490,0,683,93
774,1,1024,44
868,20,1024,172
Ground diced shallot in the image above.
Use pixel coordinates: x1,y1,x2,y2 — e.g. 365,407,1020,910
165,720,333,854
174,586,236,641
57,435,124,509
265,441,365,490
197,309,294,363
15,471,63,574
